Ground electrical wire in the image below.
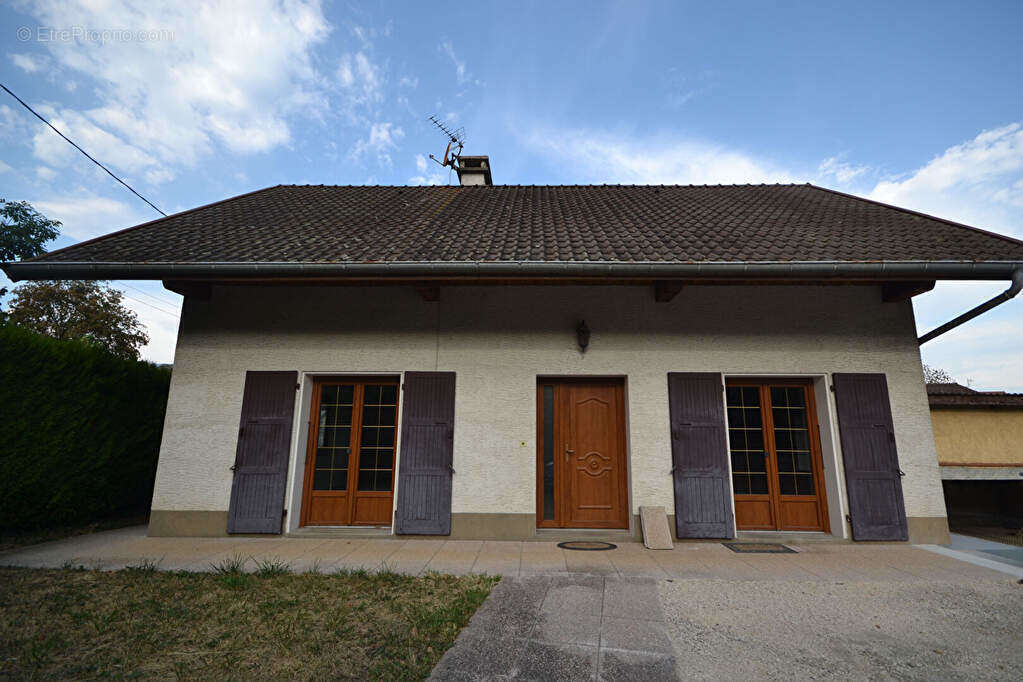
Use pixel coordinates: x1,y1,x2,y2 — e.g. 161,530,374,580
115,280,182,311
121,293,180,318
0,82,167,217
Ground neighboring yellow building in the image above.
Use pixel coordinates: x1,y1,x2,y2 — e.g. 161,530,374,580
928,383,1023,473
927,383,1023,527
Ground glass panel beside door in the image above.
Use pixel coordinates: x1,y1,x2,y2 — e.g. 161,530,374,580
302,378,399,527
726,380,829,532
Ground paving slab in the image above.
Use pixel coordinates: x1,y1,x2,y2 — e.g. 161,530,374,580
432,574,679,680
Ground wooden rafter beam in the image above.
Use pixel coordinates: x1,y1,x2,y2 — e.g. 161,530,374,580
415,285,440,302
162,280,211,300
654,281,683,302
881,280,935,302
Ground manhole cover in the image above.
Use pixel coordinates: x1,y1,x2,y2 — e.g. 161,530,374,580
557,541,617,551
723,542,795,554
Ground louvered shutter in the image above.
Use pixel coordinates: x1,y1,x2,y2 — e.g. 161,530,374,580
832,373,909,541
394,372,456,535
226,371,297,534
667,372,735,539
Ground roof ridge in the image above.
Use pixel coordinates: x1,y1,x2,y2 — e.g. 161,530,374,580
276,183,811,189
22,184,285,263
806,183,1023,251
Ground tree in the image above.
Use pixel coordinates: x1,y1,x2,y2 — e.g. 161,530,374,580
922,364,955,384
8,281,149,359
1,199,61,262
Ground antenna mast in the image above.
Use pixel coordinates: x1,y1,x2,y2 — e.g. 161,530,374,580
427,115,466,171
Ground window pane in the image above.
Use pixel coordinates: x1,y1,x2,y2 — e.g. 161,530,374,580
375,470,392,492
779,474,796,495
732,473,750,495
380,385,397,404
313,470,331,490
542,386,555,521
796,474,814,495
331,468,347,491
728,386,766,497
768,386,815,497
358,469,373,491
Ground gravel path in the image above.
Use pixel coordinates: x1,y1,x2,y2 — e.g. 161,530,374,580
659,578,1023,679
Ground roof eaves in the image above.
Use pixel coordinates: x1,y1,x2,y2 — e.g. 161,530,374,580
5,259,1023,282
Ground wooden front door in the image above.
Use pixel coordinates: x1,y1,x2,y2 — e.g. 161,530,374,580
726,380,830,532
301,378,399,526
537,379,629,529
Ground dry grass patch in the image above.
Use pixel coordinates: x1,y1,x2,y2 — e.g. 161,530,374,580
0,565,498,679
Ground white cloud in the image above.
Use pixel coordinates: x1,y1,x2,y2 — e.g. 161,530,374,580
33,194,145,240
522,128,799,185
409,172,446,186
817,156,870,184
399,75,419,89
17,0,332,181
36,166,57,181
415,153,428,172
9,52,46,72
0,159,11,173
865,123,1023,390
868,122,1023,238
338,51,384,106
350,122,404,166
439,40,468,85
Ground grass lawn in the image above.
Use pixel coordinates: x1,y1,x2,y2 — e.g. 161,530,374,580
0,564,498,680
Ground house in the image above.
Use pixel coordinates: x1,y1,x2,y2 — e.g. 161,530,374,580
6,162,1023,545
927,382,1023,528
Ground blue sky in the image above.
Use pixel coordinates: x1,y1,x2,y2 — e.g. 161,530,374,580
1,0,1022,388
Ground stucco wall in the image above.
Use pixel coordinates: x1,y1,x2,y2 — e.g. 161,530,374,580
931,408,1023,466
150,284,946,534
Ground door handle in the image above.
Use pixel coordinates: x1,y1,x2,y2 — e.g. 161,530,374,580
230,464,237,472
565,444,574,461
897,468,906,477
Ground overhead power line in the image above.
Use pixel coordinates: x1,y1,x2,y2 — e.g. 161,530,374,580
0,82,167,217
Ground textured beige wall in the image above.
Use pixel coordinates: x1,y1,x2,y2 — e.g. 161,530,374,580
931,409,1023,465
150,284,946,530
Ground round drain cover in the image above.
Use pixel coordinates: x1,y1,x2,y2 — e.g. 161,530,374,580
557,541,617,551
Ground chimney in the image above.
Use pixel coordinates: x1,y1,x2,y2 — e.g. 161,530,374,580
456,155,493,186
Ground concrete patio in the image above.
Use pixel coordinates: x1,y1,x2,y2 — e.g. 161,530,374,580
1,525,1018,581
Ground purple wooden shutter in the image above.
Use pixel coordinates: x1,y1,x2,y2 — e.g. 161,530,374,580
395,372,456,535
667,372,735,539
226,371,297,534
832,373,909,541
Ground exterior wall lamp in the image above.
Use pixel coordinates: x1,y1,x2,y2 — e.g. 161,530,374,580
576,320,591,352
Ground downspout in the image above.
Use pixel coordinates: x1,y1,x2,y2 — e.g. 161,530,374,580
918,267,1023,345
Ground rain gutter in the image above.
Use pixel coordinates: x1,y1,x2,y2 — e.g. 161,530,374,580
918,267,1023,345
4,260,1023,282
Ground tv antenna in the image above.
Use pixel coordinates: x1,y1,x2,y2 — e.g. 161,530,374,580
427,115,465,171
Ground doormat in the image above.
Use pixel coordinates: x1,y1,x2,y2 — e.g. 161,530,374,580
723,542,795,554
557,541,617,551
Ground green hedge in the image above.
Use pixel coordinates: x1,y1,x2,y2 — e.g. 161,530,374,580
0,324,172,530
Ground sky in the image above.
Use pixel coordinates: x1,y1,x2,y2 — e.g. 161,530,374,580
1,0,1022,389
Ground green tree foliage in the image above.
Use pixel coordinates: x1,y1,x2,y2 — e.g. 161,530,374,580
0,199,61,262
0,324,171,530
8,280,150,359
922,364,955,384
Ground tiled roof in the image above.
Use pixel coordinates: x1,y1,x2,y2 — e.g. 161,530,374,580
927,383,1023,408
20,183,1023,265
